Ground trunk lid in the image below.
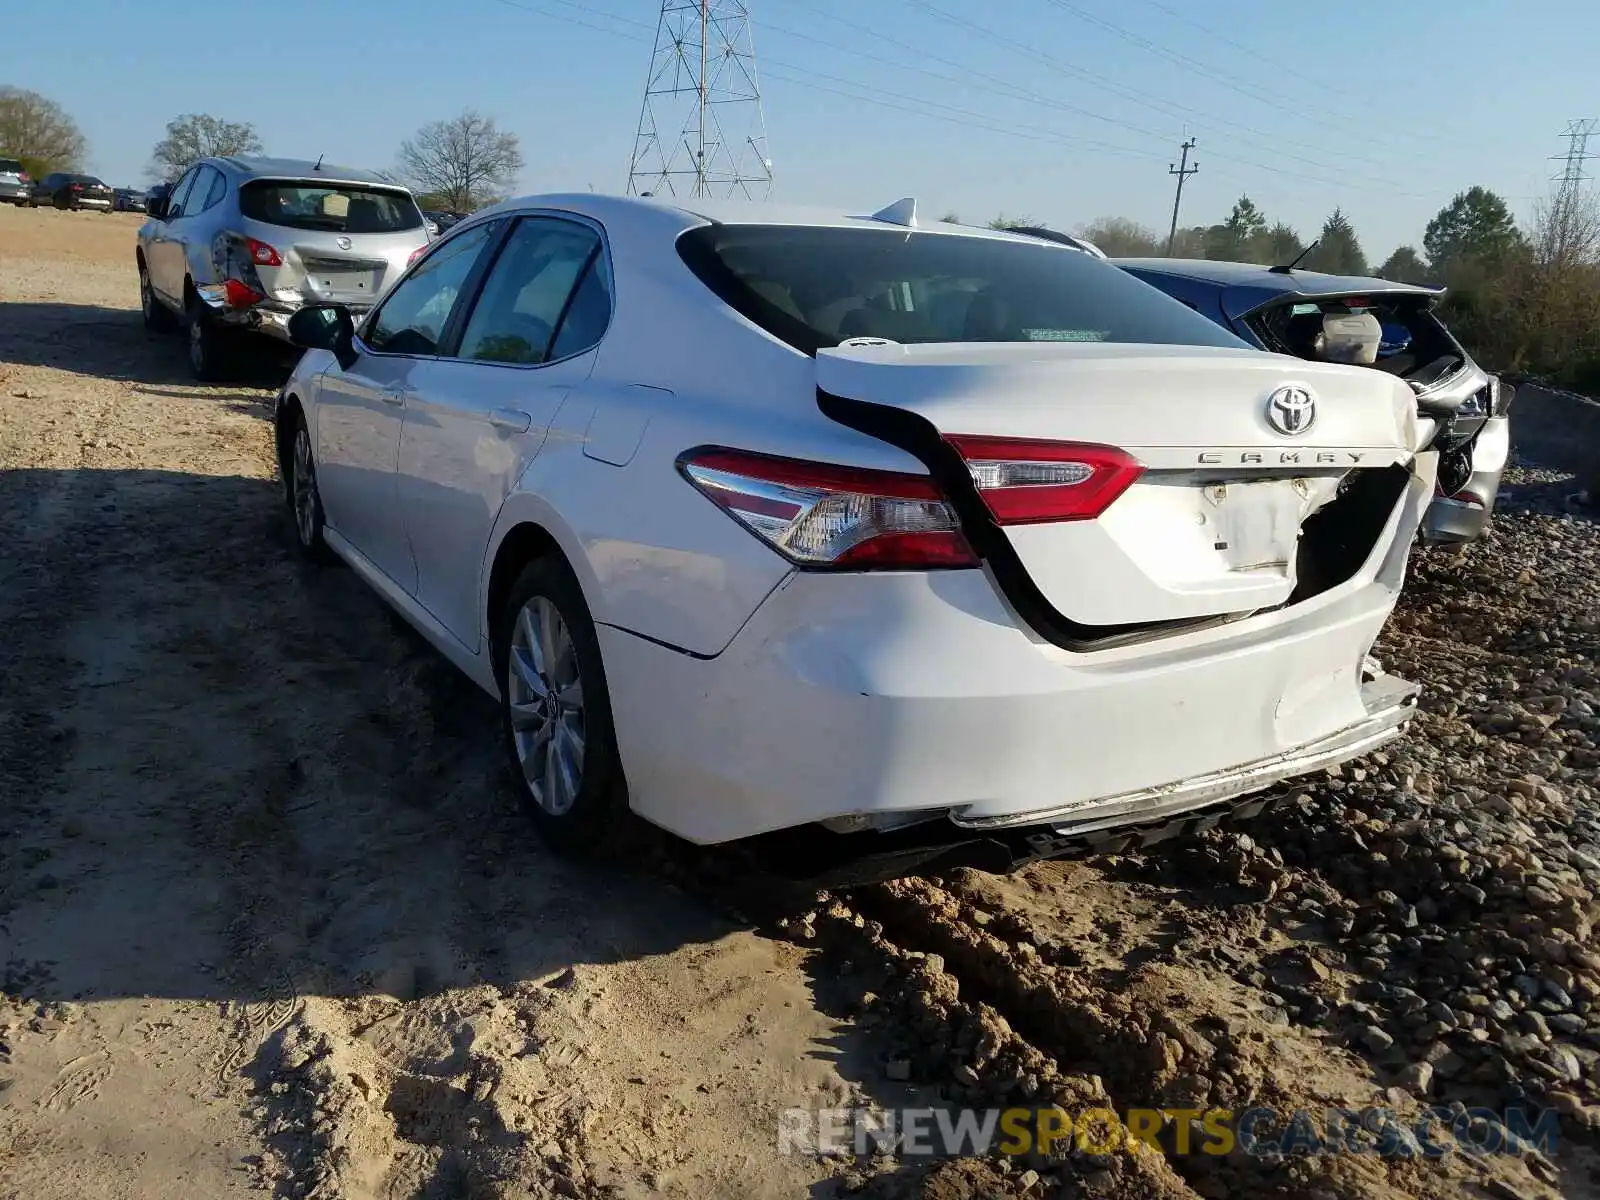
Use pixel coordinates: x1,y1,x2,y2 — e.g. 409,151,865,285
816,340,1418,628
243,220,425,308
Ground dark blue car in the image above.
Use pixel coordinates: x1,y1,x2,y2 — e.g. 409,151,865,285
1110,258,1512,545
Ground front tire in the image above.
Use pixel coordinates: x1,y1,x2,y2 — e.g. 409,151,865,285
283,413,334,563
185,293,233,382
139,262,177,332
496,557,634,857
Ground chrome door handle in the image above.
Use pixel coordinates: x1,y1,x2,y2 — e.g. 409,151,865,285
379,386,407,406
489,408,532,433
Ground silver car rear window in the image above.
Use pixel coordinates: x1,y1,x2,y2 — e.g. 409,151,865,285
238,181,423,234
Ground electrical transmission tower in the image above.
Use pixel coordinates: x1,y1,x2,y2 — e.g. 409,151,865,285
627,1,774,200
1551,118,1598,195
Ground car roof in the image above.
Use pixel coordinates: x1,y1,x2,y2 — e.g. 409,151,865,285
1113,257,1442,297
480,192,1091,248
206,155,404,188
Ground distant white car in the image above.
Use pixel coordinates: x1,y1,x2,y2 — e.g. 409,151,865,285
273,193,1436,879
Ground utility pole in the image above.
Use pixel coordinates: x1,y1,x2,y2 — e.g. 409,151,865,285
627,1,774,200
1166,137,1198,256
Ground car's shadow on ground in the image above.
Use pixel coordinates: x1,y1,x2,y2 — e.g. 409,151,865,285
0,300,297,391
0,460,833,1007
0,459,932,1195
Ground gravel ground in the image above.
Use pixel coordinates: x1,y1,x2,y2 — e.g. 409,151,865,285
2,205,1598,1200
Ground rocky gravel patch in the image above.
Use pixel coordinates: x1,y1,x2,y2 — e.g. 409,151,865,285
701,466,1600,1198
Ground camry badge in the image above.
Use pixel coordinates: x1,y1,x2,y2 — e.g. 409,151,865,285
1265,385,1316,436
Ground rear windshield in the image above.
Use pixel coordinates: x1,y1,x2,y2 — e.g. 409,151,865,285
0,159,22,173
1245,293,1463,386
677,225,1245,354
239,180,423,234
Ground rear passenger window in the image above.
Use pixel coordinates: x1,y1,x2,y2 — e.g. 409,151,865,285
456,218,606,366
548,252,613,362
201,168,227,212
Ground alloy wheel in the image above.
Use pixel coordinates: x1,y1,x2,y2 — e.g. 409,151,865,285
139,269,153,321
291,426,319,547
507,596,586,816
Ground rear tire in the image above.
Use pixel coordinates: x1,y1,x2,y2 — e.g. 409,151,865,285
185,292,233,382
495,556,635,858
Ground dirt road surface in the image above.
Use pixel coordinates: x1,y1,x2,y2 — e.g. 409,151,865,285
2,205,1598,1200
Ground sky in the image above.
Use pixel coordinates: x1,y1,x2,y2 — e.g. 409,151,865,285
3,0,1597,258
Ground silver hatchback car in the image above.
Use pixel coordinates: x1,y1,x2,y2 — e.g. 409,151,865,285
136,156,431,380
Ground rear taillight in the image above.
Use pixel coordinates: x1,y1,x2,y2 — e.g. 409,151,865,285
222,279,264,308
679,447,978,570
246,237,282,267
18,172,30,183
407,245,427,267
945,436,1143,524
69,183,82,191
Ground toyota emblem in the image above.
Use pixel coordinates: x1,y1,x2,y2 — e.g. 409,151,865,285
336,235,352,250
1265,385,1317,436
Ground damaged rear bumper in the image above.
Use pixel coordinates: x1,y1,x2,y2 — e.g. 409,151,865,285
193,286,371,342
960,672,1416,845
597,450,1434,869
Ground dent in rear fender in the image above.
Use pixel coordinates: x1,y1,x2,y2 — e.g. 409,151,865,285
815,387,1213,652
478,420,795,659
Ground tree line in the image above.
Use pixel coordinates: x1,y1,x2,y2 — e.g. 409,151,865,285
7,83,1597,390
0,86,523,214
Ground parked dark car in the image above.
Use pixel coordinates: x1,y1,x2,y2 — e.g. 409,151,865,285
113,188,148,213
1115,258,1512,544
0,157,30,205
30,172,114,211
422,209,462,233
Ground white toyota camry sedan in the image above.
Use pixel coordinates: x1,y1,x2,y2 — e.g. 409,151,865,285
273,193,1437,879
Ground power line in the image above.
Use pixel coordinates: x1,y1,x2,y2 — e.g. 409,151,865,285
783,0,1319,174
497,0,1428,196
480,0,1423,202
899,0,1429,196
1031,0,1431,173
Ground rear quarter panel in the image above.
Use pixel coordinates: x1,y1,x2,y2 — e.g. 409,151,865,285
479,217,930,659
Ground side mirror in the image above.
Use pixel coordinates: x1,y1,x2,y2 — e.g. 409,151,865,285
287,304,358,369
147,196,168,220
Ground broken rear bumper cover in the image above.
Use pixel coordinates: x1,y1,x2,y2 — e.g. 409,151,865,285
956,672,1416,844
193,284,371,342
597,455,1434,853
